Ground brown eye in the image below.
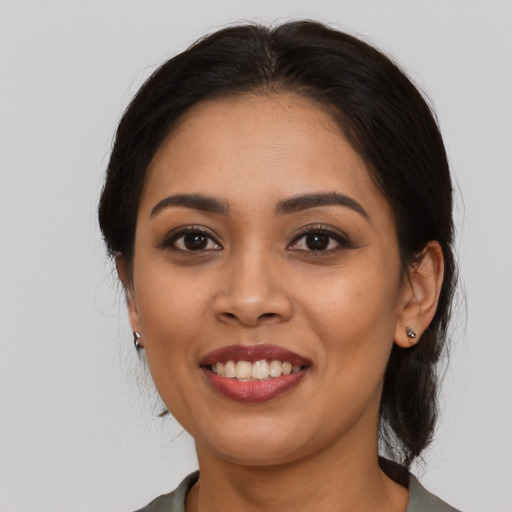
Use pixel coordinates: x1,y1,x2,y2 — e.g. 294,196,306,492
183,232,209,250
304,233,330,251
289,226,352,254
163,227,222,252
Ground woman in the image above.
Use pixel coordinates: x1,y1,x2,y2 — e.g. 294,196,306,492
99,21,459,512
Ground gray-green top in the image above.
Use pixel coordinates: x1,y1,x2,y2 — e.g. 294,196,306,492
135,471,461,512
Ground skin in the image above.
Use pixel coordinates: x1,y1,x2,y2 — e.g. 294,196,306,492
119,93,444,512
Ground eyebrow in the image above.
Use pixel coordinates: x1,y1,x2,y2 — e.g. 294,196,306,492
275,192,368,218
150,194,229,217
150,191,368,219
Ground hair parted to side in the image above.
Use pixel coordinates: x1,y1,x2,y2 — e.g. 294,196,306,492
99,20,456,476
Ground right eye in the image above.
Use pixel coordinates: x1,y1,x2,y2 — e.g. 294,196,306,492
162,227,222,252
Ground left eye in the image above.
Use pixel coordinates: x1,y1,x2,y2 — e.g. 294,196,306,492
289,230,346,252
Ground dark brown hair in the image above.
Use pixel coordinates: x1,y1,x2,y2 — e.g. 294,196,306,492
99,20,456,473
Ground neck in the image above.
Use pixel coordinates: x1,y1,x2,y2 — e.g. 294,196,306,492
187,427,408,512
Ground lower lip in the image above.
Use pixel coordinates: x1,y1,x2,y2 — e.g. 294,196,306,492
202,368,308,403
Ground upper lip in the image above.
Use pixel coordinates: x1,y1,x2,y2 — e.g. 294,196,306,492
199,344,312,366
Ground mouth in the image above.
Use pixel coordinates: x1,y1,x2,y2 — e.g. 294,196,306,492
208,359,305,380
199,344,311,403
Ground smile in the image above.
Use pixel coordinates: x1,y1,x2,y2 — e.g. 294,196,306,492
210,360,303,380
200,345,311,403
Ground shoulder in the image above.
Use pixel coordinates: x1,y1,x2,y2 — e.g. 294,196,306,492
407,475,462,512
133,471,199,512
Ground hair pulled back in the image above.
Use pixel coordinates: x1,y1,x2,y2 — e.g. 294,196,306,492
99,20,456,473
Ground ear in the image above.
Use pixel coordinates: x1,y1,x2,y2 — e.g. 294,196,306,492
394,241,444,348
115,254,143,344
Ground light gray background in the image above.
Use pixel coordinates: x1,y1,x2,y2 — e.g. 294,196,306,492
1,1,511,511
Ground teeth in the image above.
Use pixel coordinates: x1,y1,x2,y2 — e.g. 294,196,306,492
251,360,269,380
282,362,292,375
269,360,283,377
211,360,304,380
224,360,236,378
235,361,252,380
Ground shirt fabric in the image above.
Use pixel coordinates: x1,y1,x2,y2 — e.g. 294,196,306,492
135,471,461,512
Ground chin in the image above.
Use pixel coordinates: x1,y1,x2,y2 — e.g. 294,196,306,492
192,415,321,467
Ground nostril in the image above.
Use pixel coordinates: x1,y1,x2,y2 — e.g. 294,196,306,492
214,292,293,326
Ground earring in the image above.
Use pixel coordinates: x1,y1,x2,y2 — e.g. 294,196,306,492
133,331,142,350
405,326,417,345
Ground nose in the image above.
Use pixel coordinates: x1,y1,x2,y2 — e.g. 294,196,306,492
213,251,293,327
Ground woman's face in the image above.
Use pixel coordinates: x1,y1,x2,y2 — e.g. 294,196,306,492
126,93,410,466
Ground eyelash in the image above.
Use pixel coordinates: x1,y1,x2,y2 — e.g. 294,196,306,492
159,224,353,254
288,224,354,254
159,225,222,252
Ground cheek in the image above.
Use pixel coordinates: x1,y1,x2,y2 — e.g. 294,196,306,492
135,253,207,326
297,274,399,437
301,259,400,326
133,272,205,423
297,257,401,370
132,262,207,378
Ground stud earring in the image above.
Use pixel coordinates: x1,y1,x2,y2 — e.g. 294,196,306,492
405,326,417,345
133,331,142,350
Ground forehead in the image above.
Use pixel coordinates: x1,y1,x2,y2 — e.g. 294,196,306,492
141,93,389,219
